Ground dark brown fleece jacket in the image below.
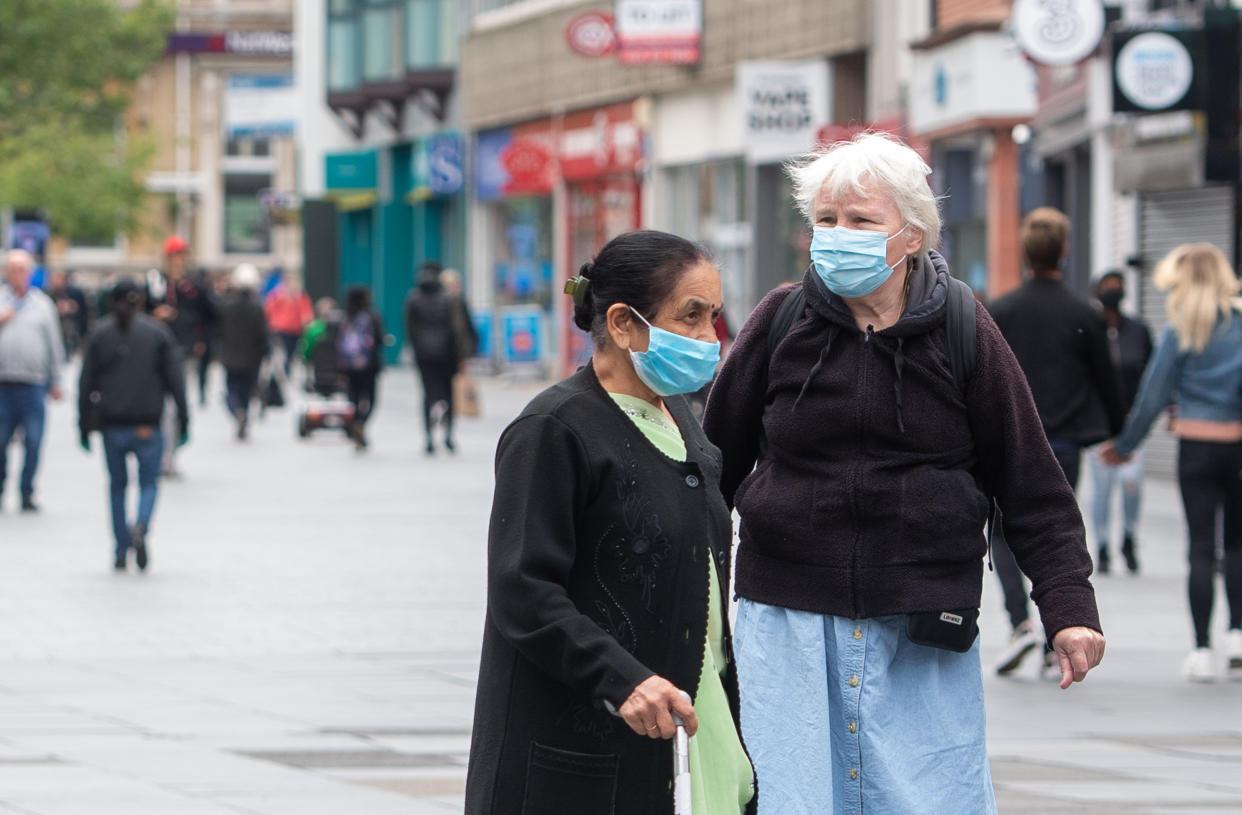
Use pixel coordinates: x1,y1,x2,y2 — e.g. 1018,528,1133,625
703,251,1101,640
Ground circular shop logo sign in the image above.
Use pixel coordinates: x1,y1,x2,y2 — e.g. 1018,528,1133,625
565,11,615,58
1115,32,1194,111
1012,0,1106,67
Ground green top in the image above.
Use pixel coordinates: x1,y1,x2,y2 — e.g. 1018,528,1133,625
609,394,755,814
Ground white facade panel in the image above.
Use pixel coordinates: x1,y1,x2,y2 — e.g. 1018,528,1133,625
651,83,742,167
909,32,1037,135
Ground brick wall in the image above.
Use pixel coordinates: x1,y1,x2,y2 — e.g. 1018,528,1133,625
460,0,869,130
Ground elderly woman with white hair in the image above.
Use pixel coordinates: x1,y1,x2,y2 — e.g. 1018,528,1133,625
702,134,1106,813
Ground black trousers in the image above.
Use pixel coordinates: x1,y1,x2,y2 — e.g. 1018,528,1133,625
346,369,378,427
994,440,1081,630
1177,439,1242,648
418,361,455,442
225,368,258,418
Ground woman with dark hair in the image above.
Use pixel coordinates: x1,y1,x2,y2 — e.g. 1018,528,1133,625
336,285,384,450
465,230,755,815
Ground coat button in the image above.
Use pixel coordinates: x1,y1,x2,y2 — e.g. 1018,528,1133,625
685,474,700,488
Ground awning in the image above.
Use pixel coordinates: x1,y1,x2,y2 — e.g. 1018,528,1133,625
324,190,378,211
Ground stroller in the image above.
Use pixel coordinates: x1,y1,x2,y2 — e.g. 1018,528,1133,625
295,317,355,438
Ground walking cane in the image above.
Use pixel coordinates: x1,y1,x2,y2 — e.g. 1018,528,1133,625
672,691,693,815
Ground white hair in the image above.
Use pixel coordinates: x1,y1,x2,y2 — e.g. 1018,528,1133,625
787,133,941,246
232,262,261,290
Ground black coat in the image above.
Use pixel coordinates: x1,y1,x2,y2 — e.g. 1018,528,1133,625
78,313,188,435
465,363,750,815
218,291,268,372
703,253,1101,640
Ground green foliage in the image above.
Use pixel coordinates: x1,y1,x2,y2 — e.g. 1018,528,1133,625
0,0,173,240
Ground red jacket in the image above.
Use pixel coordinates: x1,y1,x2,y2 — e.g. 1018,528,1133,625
264,288,312,335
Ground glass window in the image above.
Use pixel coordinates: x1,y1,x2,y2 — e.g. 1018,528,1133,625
226,137,271,157
363,1,402,81
223,173,272,254
406,0,458,69
327,16,360,91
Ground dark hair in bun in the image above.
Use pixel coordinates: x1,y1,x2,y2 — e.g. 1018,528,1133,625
572,230,711,349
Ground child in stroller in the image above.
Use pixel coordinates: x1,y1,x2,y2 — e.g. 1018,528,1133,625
294,298,355,438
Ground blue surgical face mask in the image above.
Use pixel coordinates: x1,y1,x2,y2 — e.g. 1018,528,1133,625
811,225,908,298
627,307,721,397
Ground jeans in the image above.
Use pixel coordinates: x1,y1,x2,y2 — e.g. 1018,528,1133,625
102,427,165,556
0,382,47,500
225,368,259,418
993,439,1081,629
1088,445,1144,547
277,333,299,376
1177,439,1242,648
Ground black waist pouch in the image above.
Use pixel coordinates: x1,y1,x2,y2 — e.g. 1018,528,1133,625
906,608,979,653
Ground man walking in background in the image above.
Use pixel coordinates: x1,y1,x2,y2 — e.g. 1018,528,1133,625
988,207,1126,677
0,249,65,513
79,281,188,572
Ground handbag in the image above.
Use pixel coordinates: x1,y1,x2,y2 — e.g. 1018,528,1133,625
905,607,980,653
452,372,480,418
262,374,285,408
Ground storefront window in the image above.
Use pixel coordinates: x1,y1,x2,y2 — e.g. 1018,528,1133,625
363,0,403,82
327,1,361,91
223,173,272,255
406,0,459,69
754,163,808,303
491,196,553,310
664,159,752,319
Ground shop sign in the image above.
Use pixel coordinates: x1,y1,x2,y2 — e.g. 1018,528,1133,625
502,306,543,364
225,74,297,139
474,102,645,200
565,11,616,57
166,30,293,57
1011,0,1105,67
325,150,378,191
614,0,701,65
412,134,465,200
737,60,830,163
1112,30,1200,113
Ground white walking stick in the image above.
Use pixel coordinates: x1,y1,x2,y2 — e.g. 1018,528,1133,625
672,691,693,815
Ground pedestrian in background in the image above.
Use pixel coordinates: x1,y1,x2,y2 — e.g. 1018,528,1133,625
466,230,753,815
1102,243,1242,681
218,263,269,441
146,236,216,474
338,285,384,450
78,281,188,572
264,271,313,376
45,268,90,357
703,135,1104,814
405,261,473,454
1088,270,1153,574
0,249,65,513
987,207,1124,678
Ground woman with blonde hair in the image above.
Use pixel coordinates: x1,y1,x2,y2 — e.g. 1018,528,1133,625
1103,243,1242,681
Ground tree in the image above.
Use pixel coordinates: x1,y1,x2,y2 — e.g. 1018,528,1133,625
0,0,173,241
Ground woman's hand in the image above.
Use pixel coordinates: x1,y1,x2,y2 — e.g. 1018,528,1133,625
618,675,697,739
1051,626,1106,690
1098,441,1131,466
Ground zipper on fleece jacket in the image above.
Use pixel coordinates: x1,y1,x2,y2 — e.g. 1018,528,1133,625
848,325,875,617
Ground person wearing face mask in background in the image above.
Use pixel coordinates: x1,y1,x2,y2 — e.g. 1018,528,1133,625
465,230,755,815
703,134,1104,814
1086,271,1152,575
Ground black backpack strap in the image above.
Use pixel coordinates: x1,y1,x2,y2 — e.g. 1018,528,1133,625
944,276,977,394
766,285,807,363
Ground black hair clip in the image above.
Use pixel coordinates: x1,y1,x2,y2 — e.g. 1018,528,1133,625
563,275,591,308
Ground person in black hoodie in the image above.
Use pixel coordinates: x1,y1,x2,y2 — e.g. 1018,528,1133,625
78,280,188,572
702,134,1104,815
404,261,474,454
218,263,269,440
987,207,1125,679
338,285,385,450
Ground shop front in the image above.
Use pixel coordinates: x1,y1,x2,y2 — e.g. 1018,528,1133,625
473,100,644,375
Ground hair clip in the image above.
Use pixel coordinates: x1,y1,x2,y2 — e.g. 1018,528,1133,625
563,275,591,307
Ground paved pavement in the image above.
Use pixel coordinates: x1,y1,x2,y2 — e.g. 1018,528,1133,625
0,364,1238,813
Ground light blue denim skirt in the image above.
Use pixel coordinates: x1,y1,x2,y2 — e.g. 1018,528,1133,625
734,599,998,815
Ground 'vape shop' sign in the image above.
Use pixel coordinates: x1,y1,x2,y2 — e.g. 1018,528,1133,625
737,60,831,164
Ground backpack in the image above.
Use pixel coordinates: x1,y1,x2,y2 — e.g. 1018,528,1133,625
337,312,375,371
766,274,977,392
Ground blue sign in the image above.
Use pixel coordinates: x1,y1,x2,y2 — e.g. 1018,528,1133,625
473,310,493,358
427,134,464,196
501,306,543,364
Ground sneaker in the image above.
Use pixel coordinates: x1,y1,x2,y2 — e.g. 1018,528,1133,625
996,620,1041,675
113,551,127,572
1226,629,1242,677
131,524,148,572
1183,647,1216,682
20,496,38,513
444,437,456,454
1121,534,1140,574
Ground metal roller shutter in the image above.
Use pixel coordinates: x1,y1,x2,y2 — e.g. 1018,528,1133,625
1137,185,1235,479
